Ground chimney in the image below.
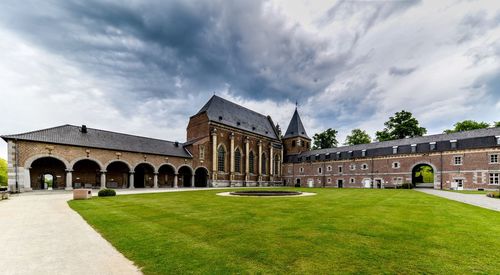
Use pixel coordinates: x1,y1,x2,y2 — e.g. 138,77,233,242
81,125,87,134
174,141,179,147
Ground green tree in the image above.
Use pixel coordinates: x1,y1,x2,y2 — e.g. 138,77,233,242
494,121,500,127
375,110,427,141
0,158,7,186
444,120,490,134
312,128,338,149
345,129,371,145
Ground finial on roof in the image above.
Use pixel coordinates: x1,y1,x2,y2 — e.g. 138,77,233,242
295,100,298,109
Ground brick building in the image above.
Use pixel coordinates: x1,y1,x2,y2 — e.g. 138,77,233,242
2,95,500,192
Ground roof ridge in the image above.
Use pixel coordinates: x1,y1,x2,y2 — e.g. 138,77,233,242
66,124,184,145
212,95,270,119
1,124,72,138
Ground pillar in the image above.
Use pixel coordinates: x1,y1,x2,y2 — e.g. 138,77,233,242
65,170,73,190
191,174,195,188
229,132,235,185
129,172,135,189
258,140,262,184
174,174,178,188
244,137,249,184
153,172,158,189
211,129,217,181
269,144,274,183
24,168,32,191
100,171,106,189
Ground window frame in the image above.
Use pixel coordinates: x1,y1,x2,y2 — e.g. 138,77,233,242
489,173,499,185
453,155,463,166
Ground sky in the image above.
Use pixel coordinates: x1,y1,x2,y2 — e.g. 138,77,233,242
0,0,499,160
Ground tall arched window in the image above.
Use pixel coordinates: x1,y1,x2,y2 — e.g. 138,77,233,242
217,146,225,172
234,148,241,173
249,151,255,174
274,154,280,175
261,153,267,174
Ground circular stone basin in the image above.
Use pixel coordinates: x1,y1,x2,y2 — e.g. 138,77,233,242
229,190,303,197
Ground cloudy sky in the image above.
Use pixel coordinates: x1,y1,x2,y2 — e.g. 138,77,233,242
1,0,499,159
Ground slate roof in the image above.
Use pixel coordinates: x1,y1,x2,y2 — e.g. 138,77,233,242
289,127,500,162
284,108,310,139
1,125,192,158
195,95,279,140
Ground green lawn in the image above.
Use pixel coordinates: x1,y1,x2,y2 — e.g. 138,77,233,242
69,189,500,274
446,190,489,194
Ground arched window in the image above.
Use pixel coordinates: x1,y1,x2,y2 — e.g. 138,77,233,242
261,153,267,174
234,148,241,173
274,154,280,175
249,151,255,174
217,146,225,172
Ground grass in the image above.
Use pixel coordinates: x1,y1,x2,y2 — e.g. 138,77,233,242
69,188,500,274
446,190,489,194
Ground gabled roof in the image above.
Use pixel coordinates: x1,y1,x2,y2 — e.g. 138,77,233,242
284,108,310,139
195,95,279,140
297,126,500,158
1,125,192,158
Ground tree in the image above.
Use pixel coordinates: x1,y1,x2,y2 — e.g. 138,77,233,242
495,121,500,127
444,120,490,134
0,158,7,186
375,110,427,141
345,129,371,145
312,128,338,149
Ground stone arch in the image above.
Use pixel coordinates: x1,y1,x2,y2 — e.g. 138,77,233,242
177,165,194,187
104,159,132,171
194,166,209,187
70,157,104,171
410,162,438,188
24,154,70,170
28,156,68,190
134,162,156,188
158,163,176,188
133,161,158,173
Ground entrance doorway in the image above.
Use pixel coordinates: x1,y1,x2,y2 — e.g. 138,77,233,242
412,164,434,188
30,157,67,190
194,167,208,187
337,179,344,188
41,174,55,190
375,179,382,189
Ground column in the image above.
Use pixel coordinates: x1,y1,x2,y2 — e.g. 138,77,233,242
100,171,106,189
24,168,32,191
244,137,249,184
211,129,218,181
174,174,178,188
65,170,73,190
129,172,135,189
191,174,195,188
229,132,235,185
269,144,274,183
153,172,159,189
258,140,262,184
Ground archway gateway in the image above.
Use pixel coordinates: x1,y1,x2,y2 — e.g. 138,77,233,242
178,166,193,187
73,159,102,189
30,157,67,190
134,163,155,188
158,164,176,188
412,164,434,188
194,167,209,187
106,161,130,188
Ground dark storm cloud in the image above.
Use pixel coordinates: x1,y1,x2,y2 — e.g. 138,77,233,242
0,0,352,109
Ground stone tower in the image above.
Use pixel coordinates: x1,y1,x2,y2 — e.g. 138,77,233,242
282,107,311,157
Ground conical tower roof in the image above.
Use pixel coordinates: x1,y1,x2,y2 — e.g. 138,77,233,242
284,108,310,140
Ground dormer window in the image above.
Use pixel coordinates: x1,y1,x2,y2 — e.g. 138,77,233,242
430,142,436,151
336,152,341,159
496,136,500,145
411,144,417,153
252,126,256,131
218,116,223,121
237,122,241,126
450,140,457,150
361,150,366,157
325,153,331,159
348,151,353,158
392,146,398,154
315,154,320,161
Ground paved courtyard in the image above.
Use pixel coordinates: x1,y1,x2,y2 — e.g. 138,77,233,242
0,188,220,275
416,189,500,211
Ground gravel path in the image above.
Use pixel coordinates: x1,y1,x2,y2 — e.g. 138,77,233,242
0,188,224,275
416,189,500,211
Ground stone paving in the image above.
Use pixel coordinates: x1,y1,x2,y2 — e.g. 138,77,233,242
0,188,223,275
416,188,500,211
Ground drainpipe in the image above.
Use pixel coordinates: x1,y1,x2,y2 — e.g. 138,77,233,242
370,157,374,189
14,138,19,193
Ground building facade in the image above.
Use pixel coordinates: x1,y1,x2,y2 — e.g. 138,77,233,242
2,95,500,192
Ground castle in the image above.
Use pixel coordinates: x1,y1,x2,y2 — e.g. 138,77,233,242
2,95,500,191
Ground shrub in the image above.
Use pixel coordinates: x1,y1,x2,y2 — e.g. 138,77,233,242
400,183,414,189
486,192,499,199
98,188,116,197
